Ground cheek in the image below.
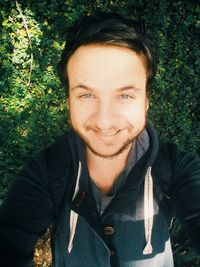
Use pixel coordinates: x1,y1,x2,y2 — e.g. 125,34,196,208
121,103,147,120
69,103,91,125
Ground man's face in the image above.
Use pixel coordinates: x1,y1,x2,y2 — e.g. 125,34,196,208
67,44,148,158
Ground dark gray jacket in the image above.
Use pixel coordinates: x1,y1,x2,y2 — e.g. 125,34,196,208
0,124,200,267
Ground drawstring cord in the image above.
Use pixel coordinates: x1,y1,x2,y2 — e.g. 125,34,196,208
67,162,153,254
143,166,154,255
67,161,82,253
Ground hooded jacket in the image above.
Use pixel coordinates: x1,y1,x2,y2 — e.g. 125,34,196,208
0,123,200,267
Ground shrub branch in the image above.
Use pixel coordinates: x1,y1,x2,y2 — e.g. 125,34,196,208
15,0,33,86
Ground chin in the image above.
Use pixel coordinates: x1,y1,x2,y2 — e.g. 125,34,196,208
86,139,133,159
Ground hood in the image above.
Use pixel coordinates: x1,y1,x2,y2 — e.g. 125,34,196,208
67,122,160,254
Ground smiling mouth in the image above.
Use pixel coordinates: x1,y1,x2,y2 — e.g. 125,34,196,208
92,129,122,139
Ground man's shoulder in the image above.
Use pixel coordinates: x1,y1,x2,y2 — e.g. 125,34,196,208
46,131,71,160
154,137,200,189
28,131,75,214
22,131,73,189
40,131,73,177
157,138,199,164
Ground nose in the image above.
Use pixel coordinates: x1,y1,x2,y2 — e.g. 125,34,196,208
93,100,117,131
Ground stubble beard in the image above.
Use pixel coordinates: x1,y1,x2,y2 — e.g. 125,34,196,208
71,121,147,160
86,136,134,159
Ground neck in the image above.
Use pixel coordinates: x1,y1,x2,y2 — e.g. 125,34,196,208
86,145,132,193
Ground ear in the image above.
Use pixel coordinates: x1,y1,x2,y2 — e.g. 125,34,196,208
146,98,149,111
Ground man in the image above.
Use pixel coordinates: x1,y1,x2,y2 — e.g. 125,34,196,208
0,12,200,267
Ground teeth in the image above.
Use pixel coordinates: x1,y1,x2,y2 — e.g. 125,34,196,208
90,128,120,137
100,132,116,135
99,132,117,137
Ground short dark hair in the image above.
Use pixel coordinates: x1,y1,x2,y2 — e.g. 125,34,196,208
57,12,158,96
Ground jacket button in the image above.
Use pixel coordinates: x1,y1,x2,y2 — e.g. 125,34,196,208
110,250,115,256
104,226,114,235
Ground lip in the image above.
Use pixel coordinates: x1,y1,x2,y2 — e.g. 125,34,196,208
93,129,121,139
99,132,118,137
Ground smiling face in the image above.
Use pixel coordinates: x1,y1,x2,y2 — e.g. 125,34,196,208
67,44,149,159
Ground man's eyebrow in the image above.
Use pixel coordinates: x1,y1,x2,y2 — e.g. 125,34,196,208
71,84,142,92
71,84,92,91
116,85,142,93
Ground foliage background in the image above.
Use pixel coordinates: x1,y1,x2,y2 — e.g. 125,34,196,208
0,0,200,266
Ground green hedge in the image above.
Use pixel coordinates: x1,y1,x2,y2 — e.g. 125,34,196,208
0,1,200,266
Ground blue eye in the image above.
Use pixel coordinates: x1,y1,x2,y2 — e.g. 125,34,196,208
120,94,133,99
80,94,93,99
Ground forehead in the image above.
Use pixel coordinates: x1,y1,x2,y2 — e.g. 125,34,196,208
67,44,147,91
